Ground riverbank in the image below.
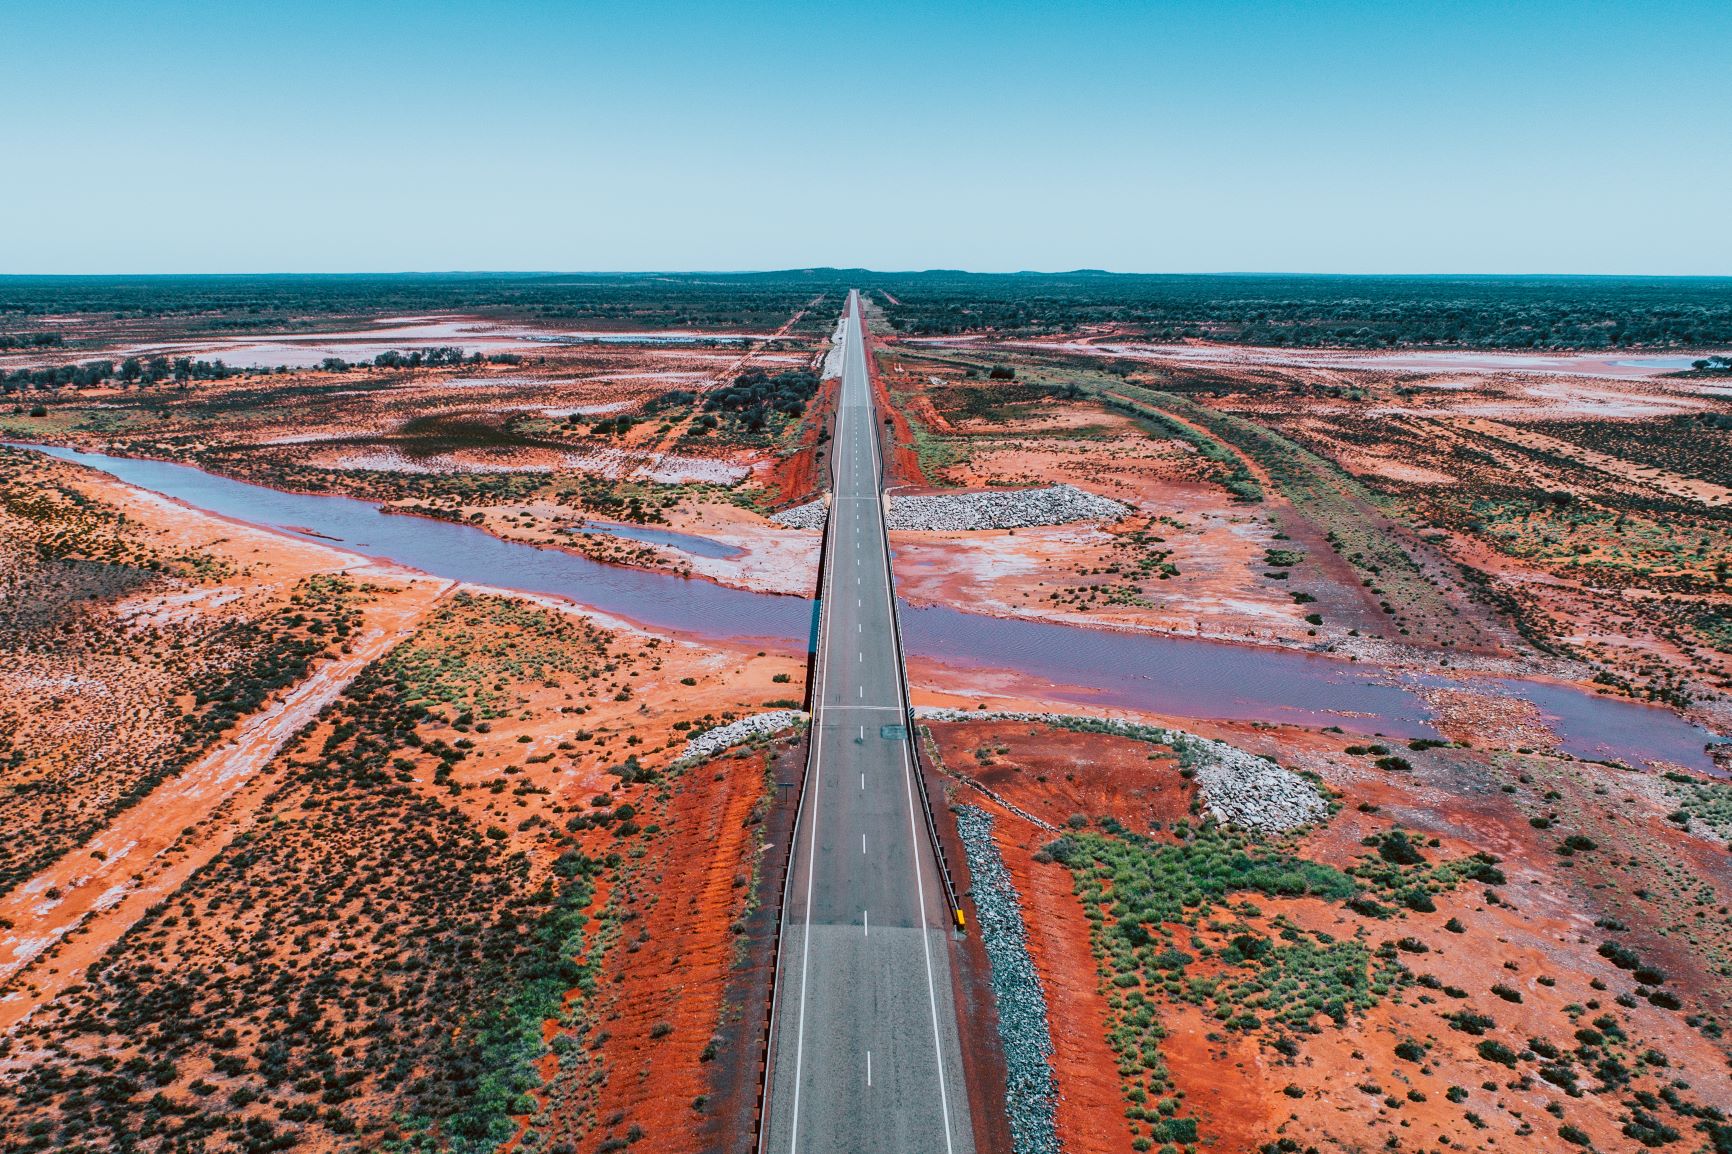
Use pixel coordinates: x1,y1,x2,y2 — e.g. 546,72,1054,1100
13,441,1722,775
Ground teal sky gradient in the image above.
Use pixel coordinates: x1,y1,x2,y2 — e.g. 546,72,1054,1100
2,0,1727,273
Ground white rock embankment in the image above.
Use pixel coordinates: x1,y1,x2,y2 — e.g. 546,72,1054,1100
887,484,1129,532
769,484,1126,534
954,804,1061,1154
769,499,828,530
678,710,807,763
917,709,1327,834
821,314,848,378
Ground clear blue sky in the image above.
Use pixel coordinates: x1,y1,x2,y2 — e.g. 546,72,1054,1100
2,0,1727,275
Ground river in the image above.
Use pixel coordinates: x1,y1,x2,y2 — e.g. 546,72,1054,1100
12,443,1724,772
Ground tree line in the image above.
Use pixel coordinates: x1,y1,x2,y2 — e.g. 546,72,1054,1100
317,347,523,372
0,332,63,351
873,273,1732,351
2,355,238,394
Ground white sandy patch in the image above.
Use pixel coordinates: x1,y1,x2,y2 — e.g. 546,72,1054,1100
540,401,633,417
581,370,707,383
663,502,822,596
316,444,747,484
117,585,246,628
262,431,353,445
1342,454,1459,485
982,338,1731,383
629,454,750,485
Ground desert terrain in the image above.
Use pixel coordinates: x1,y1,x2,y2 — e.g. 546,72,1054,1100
2,271,1730,1154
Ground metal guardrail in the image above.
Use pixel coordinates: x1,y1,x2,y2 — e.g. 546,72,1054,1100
864,336,968,934
879,510,967,933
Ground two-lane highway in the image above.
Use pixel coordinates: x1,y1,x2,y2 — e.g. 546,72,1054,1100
762,292,976,1154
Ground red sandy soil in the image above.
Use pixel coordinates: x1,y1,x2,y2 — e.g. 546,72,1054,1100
866,338,930,490
928,722,1203,1153
929,720,1196,834
0,447,815,1151
930,705,1732,1154
1004,834,1131,1154
764,372,838,506
527,738,796,1153
0,570,449,1032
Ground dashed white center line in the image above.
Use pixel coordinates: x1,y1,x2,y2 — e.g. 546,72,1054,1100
863,909,869,937
861,833,867,854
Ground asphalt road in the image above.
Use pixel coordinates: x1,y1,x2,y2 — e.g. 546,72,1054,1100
762,292,976,1154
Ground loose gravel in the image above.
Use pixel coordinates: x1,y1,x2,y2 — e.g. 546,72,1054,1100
821,314,848,379
770,483,1127,534
887,484,1129,532
955,804,1061,1154
678,710,807,763
769,499,828,530
920,709,1327,834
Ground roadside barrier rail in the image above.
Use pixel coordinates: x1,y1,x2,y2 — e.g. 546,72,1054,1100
865,337,967,934
880,511,967,933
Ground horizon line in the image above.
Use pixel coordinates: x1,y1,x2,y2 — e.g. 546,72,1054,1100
3,269,1731,281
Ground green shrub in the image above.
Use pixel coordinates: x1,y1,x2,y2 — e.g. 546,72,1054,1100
1377,831,1425,864
1477,1040,1519,1067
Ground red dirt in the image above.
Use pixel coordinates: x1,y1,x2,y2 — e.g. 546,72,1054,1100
571,741,786,1153
927,768,1016,1154
865,332,928,488
766,373,838,506
922,711,1732,1154
927,722,1203,1152
929,720,1198,834
1000,830,1132,1154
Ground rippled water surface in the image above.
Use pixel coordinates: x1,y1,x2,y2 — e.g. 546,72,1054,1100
16,443,1723,771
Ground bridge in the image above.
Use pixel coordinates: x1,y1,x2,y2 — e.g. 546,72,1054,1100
760,291,977,1154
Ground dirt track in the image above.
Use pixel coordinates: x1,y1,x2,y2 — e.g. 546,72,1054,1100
0,572,450,1031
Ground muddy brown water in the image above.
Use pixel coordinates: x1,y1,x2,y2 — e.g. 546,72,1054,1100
15,443,1725,771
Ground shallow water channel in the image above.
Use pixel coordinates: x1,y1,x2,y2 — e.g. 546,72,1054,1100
17,443,1725,771
562,520,744,560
